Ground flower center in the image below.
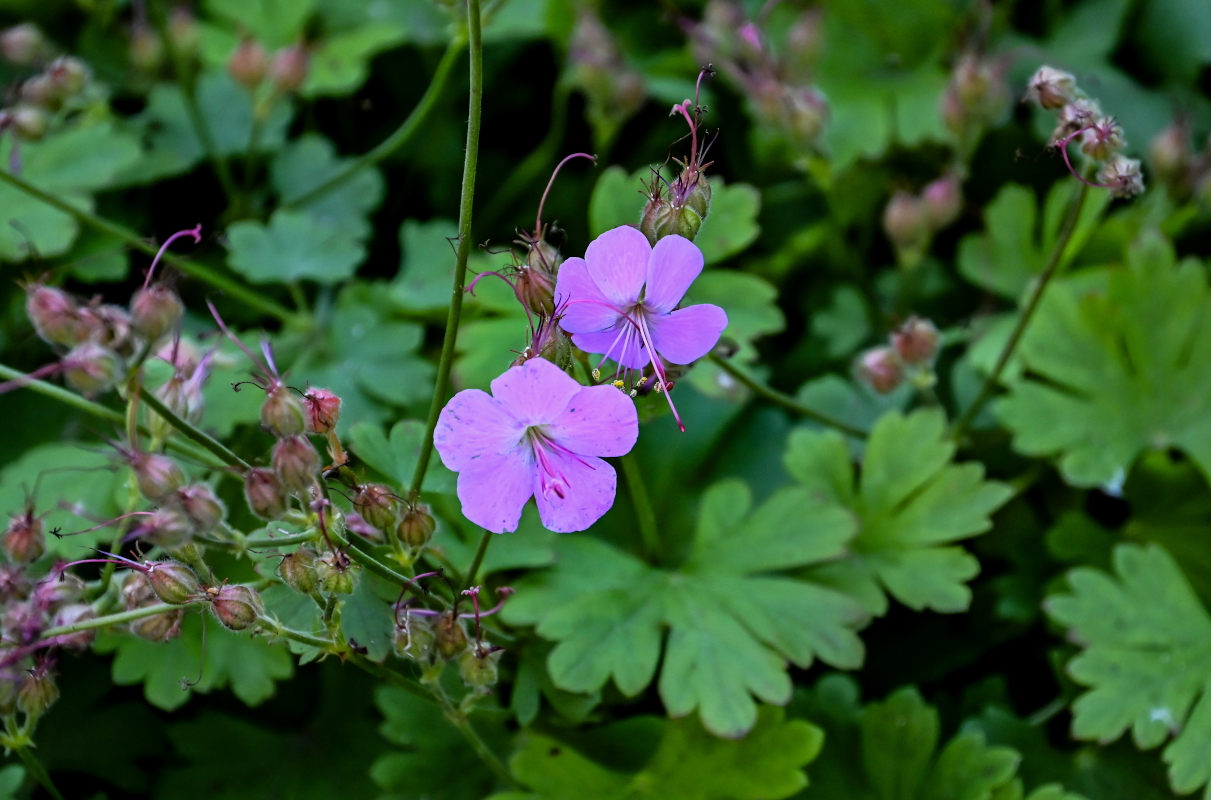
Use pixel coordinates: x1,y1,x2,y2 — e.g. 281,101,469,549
526,427,594,501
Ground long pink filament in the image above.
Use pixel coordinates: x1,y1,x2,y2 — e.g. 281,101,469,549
143,224,202,290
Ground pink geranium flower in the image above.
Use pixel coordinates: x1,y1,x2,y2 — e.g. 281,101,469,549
434,357,638,533
554,225,728,430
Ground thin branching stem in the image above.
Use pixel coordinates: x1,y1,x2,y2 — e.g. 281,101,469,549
138,386,250,469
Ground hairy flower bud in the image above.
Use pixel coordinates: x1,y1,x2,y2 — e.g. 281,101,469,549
131,452,186,501
1098,155,1145,199
303,388,341,434
136,507,194,548
278,547,318,595
228,37,268,87
393,614,436,663
122,572,156,608
244,467,288,519
51,604,96,649
46,56,88,100
63,342,123,395
130,285,184,342
81,303,134,353
857,346,905,394
434,611,468,661
315,550,355,595
921,174,962,231
210,584,263,630
892,317,940,365
146,560,201,605
261,384,306,437
459,647,501,691
396,505,436,549
641,171,712,243
170,484,225,534
1,23,47,66
517,264,556,317
26,285,83,346
11,105,47,141
17,664,58,718
268,44,308,93
353,484,399,533
122,572,184,640
34,571,85,610
1026,66,1077,110
273,435,319,494
882,191,928,251
3,512,44,563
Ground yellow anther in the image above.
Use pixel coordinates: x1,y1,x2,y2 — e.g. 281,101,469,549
592,368,601,381
612,380,625,389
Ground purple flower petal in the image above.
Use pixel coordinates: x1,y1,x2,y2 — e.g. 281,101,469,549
456,450,534,533
434,389,525,471
546,385,639,457
583,226,649,306
644,234,704,313
648,303,729,364
570,325,650,369
532,451,617,533
489,358,580,425
554,257,624,333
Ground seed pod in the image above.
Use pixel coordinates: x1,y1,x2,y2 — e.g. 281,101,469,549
2,512,44,564
210,584,263,630
122,572,157,608
278,547,318,595
131,452,186,502
62,342,123,395
434,611,468,661
137,507,194,548
130,285,184,343
315,550,355,595
272,435,319,494
353,484,399,533
396,505,436,549
244,467,288,519
261,384,306,437
145,560,201,605
131,607,184,642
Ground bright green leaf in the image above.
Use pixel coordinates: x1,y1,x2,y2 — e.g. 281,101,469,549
304,24,407,96
205,0,313,48
271,134,384,238
349,419,454,494
390,218,459,312
226,209,363,284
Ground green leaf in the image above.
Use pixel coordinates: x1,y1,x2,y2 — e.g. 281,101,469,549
271,134,384,238
996,231,1211,488
0,765,23,799
348,419,454,494
812,285,872,359
500,706,821,800
785,410,1012,615
205,0,313,48
304,24,407,97
1045,542,1211,797
226,209,363,284
588,165,639,236
684,270,785,397
389,218,459,312
95,611,293,711
339,572,395,662
504,478,867,738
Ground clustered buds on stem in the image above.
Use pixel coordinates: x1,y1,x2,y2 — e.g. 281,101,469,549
882,172,963,264
856,316,941,395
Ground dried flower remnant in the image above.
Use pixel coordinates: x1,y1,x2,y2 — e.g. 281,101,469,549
555,226,728,431
434,357,638,533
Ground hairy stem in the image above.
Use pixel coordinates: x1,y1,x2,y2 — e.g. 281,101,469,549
708,353,868,439
41,602,178,637
951,183,1090,440
138,386,250,469
0,170,294,322
410,5,484,498
282,38,467,209
620,453,661,561
462,530,494,591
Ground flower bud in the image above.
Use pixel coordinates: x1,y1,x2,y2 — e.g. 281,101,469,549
228,38,269,88
34,572,85,610
1026,66,1077,110
268,44,308,93
303,388,341,434
51,604,96,649
131,607,184,641
0,566,32,604
882,191,928,251
1,23,48,66
17,664,58,718
516,265,556,317
261,384,306,437
122,572,156,608
130,285,184,343
278,547,318,594
131,452,186,501
921,174,962,231
145,560,202,605
353,484,399,533
245,468,288,519
272,435,319,494
1098,155,1145,199
11,105,48,141
20,74,57,109
393,614,435,663
892,317,940,365
396,505,436,549
641,171,712,243
1052,98,1100,142
856,346,904,394
82,303,134,353
1148,121,1189,184
170,484,225,535
2,602,42,645
315,550,355,595
26,285,83,346
1080,116,1125,161
136,507,194,548
434,611,468,661
129,24,164,72
3,512,44,564
785,87,829,144
62,342,123,395
210,584,264,630
459,647,501,691
47,56,88,99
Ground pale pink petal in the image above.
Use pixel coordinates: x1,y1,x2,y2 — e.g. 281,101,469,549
645,234,704,313
583,226,649,305
435,389,525,471
546,385,638,457
457,449,535,533
489,358,580,425
647,303,729,364
532,450,617,533
570,325,650,369
555,257,625,333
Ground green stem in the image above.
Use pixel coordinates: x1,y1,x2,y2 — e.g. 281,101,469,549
951,183,1090,440
282,38,467,209
138,386,250,469
0,170,294,322
41,603,179,638
410,9,484,498
427,677,520,789
242,531,318,549
708,353,868,439
333,529,426,600
620,453,660,561
462,530,493,591
14,746,64,800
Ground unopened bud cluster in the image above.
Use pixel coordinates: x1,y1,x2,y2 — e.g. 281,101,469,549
941,52,1010,138
569,7,644,143
227,37,309,96
1026,65,1144,199
882,173,963,261
0,24,93,146
856,316,941,395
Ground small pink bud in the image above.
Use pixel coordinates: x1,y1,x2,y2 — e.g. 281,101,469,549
516,264,556,317
11,105,47,141
3,512,44,563
135,507,194,548
62,342,123,395
26,285,83,346
353,484,399,533
228,38,269,88
129,24,164,72
396,504,436,549
244,468,288,519
51,604,96,649
261,383,306,437
882,191,928,251
1148,121,1190,183
1052,99,1101,142
278,547,318,595
303,388,341,434
130,285,184,343
1,23,47,66
130,451,186,501
0,566,32,604
33,571,85,610
145,560,202,605
272,435,319,494
82,303,134,353
1026,66,1077,110
46,56,88,99
268,44,308,93
209,584,264,630
892,316,941,365
921,174,962,231
856,346,905,394
20,74,57,109
170,484,225,535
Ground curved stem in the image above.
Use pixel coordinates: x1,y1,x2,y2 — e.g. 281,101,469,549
951,183,1089,440
462,530,493,591
620,453,660,561
410,6,484,497
708,353,868,439
138,386,250,469
0,169,294,323
41,602,179,638
333,529,427,600
282,38,467,209
14,746,64,800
